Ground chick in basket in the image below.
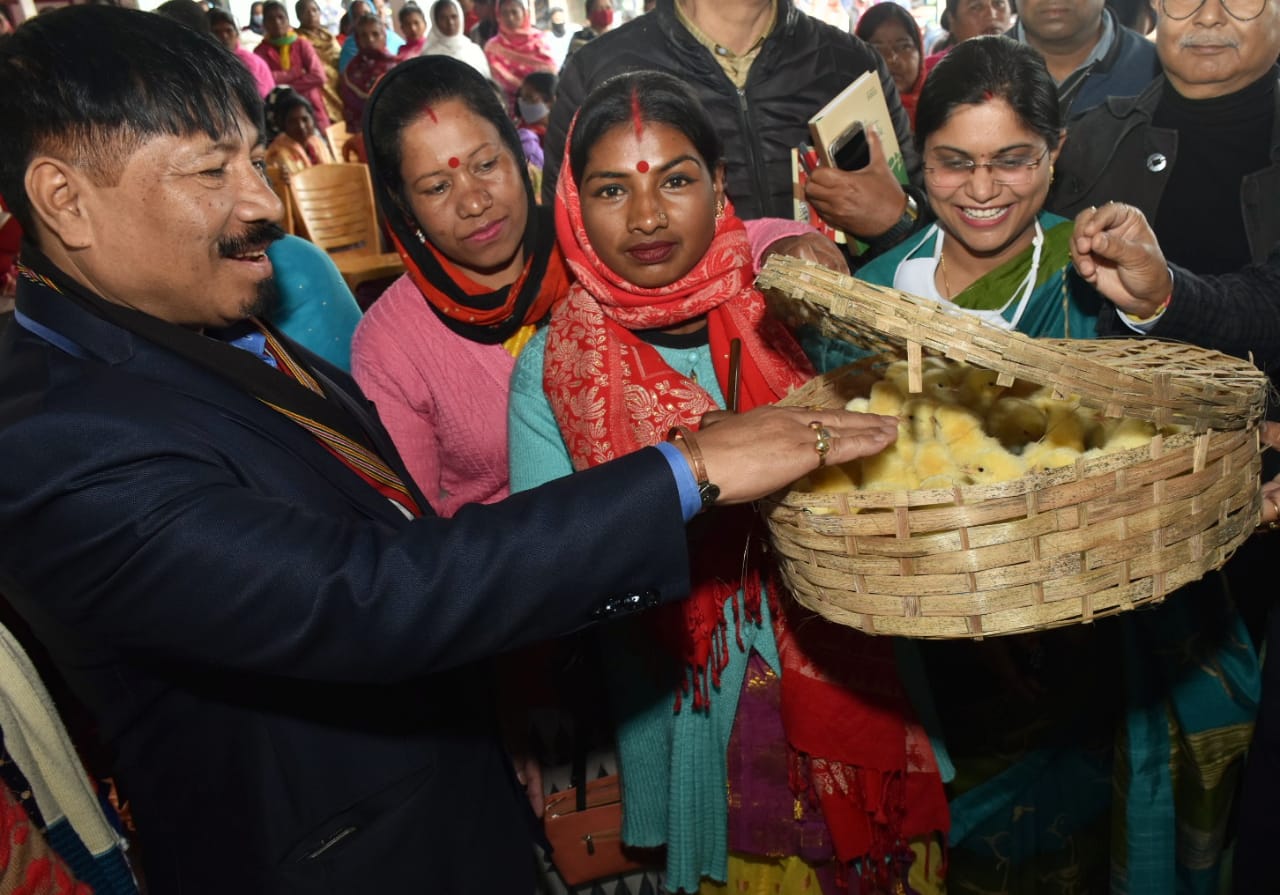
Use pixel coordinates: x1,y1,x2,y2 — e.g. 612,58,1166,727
508,71,946,895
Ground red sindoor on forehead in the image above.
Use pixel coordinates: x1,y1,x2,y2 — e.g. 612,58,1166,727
629,88,648,172
422,103,438,123
630,88,644,141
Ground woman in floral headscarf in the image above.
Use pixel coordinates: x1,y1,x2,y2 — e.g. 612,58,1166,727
508,70,949,895
482,0,554,115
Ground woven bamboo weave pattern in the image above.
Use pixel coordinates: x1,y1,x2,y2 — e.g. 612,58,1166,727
754,257,1270,638
757,255,1268,430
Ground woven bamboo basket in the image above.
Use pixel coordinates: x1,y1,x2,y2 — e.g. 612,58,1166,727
756,255,1270,638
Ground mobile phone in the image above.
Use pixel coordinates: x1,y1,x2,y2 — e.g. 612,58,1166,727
829,122,871,172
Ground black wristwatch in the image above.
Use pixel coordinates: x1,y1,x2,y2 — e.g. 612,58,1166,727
871,192,920,249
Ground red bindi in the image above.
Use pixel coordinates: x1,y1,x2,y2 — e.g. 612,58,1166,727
636,160,650,173
448,157,460,168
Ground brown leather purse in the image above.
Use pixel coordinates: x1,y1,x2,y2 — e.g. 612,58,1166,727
543,763,650,887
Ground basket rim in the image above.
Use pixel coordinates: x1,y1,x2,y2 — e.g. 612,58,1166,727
757,254,1269,430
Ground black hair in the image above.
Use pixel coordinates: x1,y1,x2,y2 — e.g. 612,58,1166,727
156,0,213,33
0,5,262,238
208,7,238,29
521,71,557,103
399,2,426,25
269,88,316,132
914,36,1060,154
367,54,527,209
568,70,722,185
430,0,456,26
854,2,923,58
262,0,289,23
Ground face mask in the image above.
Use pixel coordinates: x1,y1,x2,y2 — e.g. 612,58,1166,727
551,21,565,35
251,13,264,25
518,97,549,122
587,7,612,29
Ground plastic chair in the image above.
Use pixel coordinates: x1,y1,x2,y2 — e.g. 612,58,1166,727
288,163,404,294
325,120,350,157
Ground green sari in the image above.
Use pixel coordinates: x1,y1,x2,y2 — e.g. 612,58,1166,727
848,209,1257,894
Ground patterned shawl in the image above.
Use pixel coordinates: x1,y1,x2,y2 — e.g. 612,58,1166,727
482,1,554,112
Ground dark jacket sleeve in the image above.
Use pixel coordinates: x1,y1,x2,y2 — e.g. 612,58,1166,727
1097,248,1280,371
0,399,691,684
543,42,588,206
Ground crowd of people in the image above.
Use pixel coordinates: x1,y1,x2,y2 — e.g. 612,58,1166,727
0,0,1278,893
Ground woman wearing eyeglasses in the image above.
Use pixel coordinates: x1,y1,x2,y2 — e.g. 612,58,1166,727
857,36,1102,339
855,3,926,128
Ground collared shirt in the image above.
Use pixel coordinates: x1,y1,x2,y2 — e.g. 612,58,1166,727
674,0,778,89
1016,6,1115,86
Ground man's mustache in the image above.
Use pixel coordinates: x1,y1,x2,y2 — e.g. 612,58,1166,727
218,221,287,258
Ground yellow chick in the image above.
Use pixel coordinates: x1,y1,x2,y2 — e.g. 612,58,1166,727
844,396,871,413
860,417,918,492
860,448,920,492
986,396,1048,450
800,462,861,493
960,444,1028,484
920,367,958,404
1095,417,1157,453
868,380,905,416
1041,402,1089,453
958,366,1007,413
902,398,941,442
1022,440,1082,472
914,441,961,489
935,403,1003,465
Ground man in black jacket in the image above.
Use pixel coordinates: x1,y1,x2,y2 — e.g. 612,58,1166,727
0,8,899,892
545,0,926,257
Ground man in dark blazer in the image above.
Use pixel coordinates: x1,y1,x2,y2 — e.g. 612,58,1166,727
0,8,897,893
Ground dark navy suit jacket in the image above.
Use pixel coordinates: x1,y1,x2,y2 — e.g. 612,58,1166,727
0,284,691,893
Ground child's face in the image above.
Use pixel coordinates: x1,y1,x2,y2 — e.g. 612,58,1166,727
402,10,427,41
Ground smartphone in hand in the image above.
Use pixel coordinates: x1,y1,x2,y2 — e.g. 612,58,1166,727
829,122,871,172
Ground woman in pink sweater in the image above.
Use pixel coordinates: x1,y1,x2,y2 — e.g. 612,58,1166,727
255,0,332,130
352,55,838,518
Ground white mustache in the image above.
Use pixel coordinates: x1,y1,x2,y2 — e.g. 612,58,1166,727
1179,33,1241,47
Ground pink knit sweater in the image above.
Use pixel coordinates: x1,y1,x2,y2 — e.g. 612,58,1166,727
351,217,814,517
351,274,516,517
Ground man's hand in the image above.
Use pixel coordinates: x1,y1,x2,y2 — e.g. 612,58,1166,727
804,128,907,240
1071,203,1173,318
760,232,850,275
680,405,898,504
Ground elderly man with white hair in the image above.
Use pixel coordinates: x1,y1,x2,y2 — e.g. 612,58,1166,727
1051,0,1280,889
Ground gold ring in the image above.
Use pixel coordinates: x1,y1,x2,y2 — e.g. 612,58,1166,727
810,420,832,467
1256,497,1280,532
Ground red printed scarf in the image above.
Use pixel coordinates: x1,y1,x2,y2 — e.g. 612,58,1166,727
546,136,813,711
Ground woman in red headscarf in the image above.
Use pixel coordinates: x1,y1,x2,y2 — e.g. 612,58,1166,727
508,70,948,894
482,0,554,116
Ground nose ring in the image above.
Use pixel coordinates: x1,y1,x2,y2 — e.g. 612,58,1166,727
657,211,668,225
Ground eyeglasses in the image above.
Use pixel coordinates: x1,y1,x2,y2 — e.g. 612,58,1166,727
924,147,1050,189
870,39,919,60
1161,0,1266,20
